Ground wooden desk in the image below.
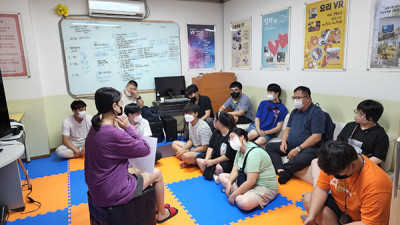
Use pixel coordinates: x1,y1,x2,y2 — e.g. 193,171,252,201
0,143,25,211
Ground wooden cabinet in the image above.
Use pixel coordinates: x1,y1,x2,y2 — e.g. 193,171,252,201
192,72,235,115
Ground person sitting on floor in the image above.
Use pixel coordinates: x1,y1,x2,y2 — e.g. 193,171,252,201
265,86,325,184
247,83,288,146
172,103,212,168
219,128,278,211
219,81,255,125
302,140,392,225
196,111,236,183
309,99,389,186
55,100,92,159
85,87,178,224
121,80,144,108
124,103,162,162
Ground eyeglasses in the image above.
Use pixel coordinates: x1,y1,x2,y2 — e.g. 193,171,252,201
291,96,308,100
353,110,365,117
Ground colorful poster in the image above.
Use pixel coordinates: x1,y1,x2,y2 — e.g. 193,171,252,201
231,18,251,69
369,0,400,70
0,14,28,77
261,8,290,69
187,24,215,69
303,0,348,70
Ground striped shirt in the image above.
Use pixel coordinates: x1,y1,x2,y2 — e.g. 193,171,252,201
189,119,212,147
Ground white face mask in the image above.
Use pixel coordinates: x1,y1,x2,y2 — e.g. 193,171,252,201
133,114,142,123
229,137,242,151
267,94,275,101
184,114,195,123
293,99,304,109
125,89,132,97
77,111,86,119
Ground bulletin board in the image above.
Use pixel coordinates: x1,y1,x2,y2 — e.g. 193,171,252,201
59,17,182,97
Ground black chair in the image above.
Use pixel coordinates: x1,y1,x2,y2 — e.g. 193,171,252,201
88,187,156,225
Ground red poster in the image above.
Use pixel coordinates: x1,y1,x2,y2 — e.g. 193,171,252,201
0,14,28,77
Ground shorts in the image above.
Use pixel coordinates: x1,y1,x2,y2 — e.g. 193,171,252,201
237,115,253,125
242,185,277,209
325,193,343,220
196,153,234,173
248,124,273,142
131,173,144,199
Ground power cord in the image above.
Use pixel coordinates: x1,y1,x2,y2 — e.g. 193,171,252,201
20,185,41,214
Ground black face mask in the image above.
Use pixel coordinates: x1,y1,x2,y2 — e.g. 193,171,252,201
231,92,240,98
333,174,351,179
116,105,123,116
189,97,196,103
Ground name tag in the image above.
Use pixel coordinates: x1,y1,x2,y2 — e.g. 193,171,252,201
220,143,227,155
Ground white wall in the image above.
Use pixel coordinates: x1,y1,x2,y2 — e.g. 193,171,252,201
223,0,400,102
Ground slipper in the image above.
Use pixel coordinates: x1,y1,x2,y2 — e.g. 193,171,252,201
156,207,178,223
156,204,171,214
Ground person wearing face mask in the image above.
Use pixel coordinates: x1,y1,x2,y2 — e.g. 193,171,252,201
218,128,278,211
247,83,288,146
308,99,389,187
196,111,236,183
172,103,212,168
265,86,325,184
301,141,392,225
182,84,214,140
121,80,144,108
219,81,254,125
85,87,178,223
55,100,92,159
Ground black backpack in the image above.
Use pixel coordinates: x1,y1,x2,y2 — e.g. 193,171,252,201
141,106,160,122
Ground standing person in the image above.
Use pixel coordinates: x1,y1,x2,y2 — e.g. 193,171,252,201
121,80,144,108
85,87,178,224
302,141,392,225
196,111,236,182
172,103,212,168
219,128,278,211
247,83,288,146
219,81,254,125
55,100,92,159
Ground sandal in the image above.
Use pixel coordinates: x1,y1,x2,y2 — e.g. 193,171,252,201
156,207,178,223
156,204,171,214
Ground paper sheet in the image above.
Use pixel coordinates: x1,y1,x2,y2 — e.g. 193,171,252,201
130,136,157,174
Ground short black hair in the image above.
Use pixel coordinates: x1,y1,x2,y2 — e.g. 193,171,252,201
70,100,86,111
215,111,236,130
294,86,311,98
124,103,141,115
317,140,358,175
127,80,138,88
183,103,200,114
230,128,248,142
229,81,242,90
267,83,281,97
357,100,384,123
185,84,198,96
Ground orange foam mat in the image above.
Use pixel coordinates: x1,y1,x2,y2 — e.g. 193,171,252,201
69,157,85,172
155,157,202,184
8,173,69,221
70,203,90,225
233,204,305,225
277,178,313,202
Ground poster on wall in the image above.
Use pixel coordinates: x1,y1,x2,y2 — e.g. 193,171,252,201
368,0,400,70
303,0,348,70
261,8,290,70
0,13,29,77
231,18,251,69
187,24,215,69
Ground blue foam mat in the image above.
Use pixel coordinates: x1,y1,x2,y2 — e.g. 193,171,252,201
295,200,306,211
167,176,292,225
19,153,68,180
69,169,88,206
8,208,68,225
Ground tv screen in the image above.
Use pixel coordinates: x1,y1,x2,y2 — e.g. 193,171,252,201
0,69,12,139
382,24,394,33
154,76,186,98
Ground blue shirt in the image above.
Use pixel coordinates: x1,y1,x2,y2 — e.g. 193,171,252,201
287,103,325,147
223,93,254,121
253,100,288,133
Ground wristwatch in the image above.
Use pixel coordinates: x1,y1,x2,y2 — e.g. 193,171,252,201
296,147,301,152
137,95,142,100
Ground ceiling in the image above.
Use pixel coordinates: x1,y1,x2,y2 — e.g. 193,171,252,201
176,0,231,3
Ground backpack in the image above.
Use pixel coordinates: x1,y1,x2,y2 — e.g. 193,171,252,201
307,103,335,142
141,106,160,122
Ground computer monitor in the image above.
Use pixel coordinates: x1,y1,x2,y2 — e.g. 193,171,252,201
0,69,12,139
382,24,394,33
154,76,186,99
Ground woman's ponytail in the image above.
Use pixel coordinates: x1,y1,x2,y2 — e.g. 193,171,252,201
92,112,102,131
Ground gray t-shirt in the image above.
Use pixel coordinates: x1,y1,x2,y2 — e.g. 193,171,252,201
189,119,212,147
223,93,254,121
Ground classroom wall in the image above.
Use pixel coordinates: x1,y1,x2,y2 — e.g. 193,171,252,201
2,0,224,155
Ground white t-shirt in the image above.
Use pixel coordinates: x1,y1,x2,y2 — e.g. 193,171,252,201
121,90,138,108
62,114,92,144
133,118,152,137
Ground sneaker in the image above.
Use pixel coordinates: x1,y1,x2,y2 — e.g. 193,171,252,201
213,174,220,184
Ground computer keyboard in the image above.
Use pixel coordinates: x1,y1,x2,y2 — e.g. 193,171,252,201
163,98,189,103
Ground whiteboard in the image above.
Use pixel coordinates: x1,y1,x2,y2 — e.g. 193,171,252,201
59,17,181,97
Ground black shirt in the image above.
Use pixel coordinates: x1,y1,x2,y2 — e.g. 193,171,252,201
337,122,389,161
209,129,236,160
197,95,214,119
